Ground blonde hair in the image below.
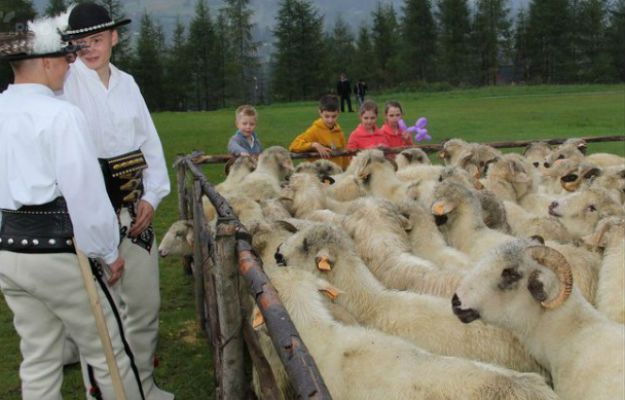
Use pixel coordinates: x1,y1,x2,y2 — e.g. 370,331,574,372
359,100,378,115
235,105,257,120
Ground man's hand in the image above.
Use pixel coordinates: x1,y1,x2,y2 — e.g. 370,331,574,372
312,142,332,158
108,256,125,285
129,200,154,237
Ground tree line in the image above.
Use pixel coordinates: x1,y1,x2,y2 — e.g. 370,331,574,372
1,0,624,111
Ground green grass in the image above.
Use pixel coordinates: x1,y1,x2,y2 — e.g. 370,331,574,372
0,84,624,399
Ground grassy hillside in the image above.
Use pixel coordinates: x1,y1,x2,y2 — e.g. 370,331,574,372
0,84,623,399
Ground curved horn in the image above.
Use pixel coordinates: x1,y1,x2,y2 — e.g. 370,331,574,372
526,245,573,309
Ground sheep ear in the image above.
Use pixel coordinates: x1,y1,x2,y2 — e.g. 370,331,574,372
398,214,413,232
432,200,455,216
527,270,548,303
577,141,588,155
276,220,299,233
320,175,335,185
252,308,265,329
316,278,343,300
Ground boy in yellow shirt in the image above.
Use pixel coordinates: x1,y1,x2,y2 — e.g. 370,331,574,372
289,94,349,170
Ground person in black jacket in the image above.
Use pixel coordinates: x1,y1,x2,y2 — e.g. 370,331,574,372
336,72,354,112
354,78,368,106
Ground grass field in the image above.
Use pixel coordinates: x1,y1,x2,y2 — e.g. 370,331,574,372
1,84,624,399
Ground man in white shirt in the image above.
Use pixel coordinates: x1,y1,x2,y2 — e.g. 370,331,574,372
60,3,173,400
0,13,142,400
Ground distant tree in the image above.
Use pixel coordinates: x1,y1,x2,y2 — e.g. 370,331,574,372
525,0,576,83
606,0,625,81
44,0,65,16
574,0,612,82
326,15,356,87
272,0,326,101
512,7,531,82
0,0,37,91
400,0,437,82
436,0,472,85
352,25,374,88
164,19,192,110
371,3,401,88
188,0,217,110
132,12,165,110
214,11,229,108
471,0,511,85
221,0,259,104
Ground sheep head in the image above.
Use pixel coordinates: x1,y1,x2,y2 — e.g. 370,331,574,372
452,240,575,330
158,220,194,257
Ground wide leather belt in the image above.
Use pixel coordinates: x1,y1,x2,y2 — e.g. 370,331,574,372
0,197,75,254
99,149,148,211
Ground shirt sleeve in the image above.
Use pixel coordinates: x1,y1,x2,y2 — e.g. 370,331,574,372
50,108,120,264
228,136,248,155
347,131,360,150
133,81,171,210
288,126,317,152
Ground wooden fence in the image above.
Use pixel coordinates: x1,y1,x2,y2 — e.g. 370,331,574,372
173,134,624,399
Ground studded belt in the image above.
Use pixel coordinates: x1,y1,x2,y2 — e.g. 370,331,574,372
99,149,147,211
0,197,75,254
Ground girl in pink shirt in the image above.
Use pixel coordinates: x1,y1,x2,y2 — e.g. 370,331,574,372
347,100,389,150
380,100,413,148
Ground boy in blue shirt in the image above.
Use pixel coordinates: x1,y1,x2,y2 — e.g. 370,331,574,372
227,105,263,156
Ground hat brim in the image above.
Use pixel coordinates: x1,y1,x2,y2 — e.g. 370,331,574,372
0,44,82,62
61,19,131,42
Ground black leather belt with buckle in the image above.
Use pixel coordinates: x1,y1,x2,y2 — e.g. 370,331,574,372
0,197,75,254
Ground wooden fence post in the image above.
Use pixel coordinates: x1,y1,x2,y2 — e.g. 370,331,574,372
175,159,193,276
214,218,246,399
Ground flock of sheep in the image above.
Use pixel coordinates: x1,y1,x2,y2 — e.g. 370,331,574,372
158,138,625,400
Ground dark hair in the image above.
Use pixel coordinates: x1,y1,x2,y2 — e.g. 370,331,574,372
359,100,378,115
319,94,339,112
384,100,403,115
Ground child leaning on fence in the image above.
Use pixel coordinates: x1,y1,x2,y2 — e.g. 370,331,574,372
288,94,349,170
227,105,263,156
347,100,389,151
380,100,413,148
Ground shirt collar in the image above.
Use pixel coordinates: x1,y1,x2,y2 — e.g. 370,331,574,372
6,83,55,97
73,57,120,90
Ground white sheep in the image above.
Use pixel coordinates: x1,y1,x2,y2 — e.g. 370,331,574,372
583,216,625,323
273,222,547,375
503,200,575,243
255,267,557,400
337,197,465,297
548,186,625,239
522,141,552,173
431,180,517,261
452,239,625,400
394,147,431,169
158,219,194,257
278,172,354,219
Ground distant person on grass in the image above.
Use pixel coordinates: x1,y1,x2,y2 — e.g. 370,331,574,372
289,94,349,170
227,105,263,156
354,78,367,106
336,72,354,113
380,100,413,148
347,100,389,150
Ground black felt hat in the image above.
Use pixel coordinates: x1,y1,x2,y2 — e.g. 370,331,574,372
62,2,131,41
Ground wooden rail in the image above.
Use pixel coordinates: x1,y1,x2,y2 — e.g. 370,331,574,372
189,134,625,164
177,155,333,400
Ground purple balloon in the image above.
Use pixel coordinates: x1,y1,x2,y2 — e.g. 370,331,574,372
416,117,428,129
398,119,408,131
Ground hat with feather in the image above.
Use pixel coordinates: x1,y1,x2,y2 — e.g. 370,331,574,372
62,2,131,42
0,11,79,61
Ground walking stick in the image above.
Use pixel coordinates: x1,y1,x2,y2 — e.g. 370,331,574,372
74,240,128,400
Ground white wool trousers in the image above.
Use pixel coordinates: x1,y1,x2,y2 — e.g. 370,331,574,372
110,208,166,400
0,251,143,400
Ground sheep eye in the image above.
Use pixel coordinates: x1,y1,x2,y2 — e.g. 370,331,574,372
302,239,309,253
561,174,578,182
558,154,565,160
533,162,539,168
587,204,597,212
438,175,443,182
362,174,371,185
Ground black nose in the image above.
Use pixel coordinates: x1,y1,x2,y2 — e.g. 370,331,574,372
451,294,481,323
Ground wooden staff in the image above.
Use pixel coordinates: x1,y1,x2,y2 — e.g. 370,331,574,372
74,241,128,400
